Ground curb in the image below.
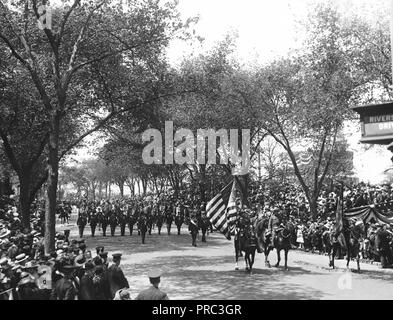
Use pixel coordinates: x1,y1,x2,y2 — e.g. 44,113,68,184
293,248,382,266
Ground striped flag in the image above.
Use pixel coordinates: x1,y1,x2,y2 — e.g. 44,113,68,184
226,179,242,235
206,181,234,240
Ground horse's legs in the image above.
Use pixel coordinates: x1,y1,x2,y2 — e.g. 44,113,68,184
245,253,249,271
250,250,255,272
275,248,281,267
264,248,271,268
235,246,239,270
284,249,289,270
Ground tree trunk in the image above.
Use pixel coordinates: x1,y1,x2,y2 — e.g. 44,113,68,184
44,113,60,255
108,183,111,198
19,172,32,230
105,182,108,198
118,181,124,197
98,181,102,200
309,197,318,221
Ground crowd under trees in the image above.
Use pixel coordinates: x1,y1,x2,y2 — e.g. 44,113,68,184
0,0,392,253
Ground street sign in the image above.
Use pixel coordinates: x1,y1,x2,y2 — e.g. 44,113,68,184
352,102,393,145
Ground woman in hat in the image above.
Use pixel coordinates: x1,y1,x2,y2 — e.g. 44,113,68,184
16,272,40,300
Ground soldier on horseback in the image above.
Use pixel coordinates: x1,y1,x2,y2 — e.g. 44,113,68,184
267,207,280,249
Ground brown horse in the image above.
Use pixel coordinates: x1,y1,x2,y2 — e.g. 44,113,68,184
255,218,294,270
343,222,365,272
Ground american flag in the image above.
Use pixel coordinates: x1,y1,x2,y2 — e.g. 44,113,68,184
206,179,240,240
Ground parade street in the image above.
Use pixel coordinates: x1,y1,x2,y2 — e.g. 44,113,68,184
58,215,393,300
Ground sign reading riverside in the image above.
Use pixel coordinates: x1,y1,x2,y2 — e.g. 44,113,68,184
352,102,393,145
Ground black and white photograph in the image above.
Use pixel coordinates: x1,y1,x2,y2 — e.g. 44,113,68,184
1,0,393,305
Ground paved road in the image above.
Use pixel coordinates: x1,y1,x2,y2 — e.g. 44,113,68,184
57,215,393,300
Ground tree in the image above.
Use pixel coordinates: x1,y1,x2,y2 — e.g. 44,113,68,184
0,0,191,253
230,3,365,218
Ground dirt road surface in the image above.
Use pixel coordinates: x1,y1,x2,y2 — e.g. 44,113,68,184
57,215,393,300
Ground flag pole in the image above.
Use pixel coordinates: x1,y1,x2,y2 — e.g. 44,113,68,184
391,0,393,84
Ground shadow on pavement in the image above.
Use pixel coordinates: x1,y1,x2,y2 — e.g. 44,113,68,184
124,254,325,300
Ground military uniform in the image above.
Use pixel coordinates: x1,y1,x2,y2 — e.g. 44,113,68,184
109,212,118,237
89,212,98,237
188,217,199,247
106,262,129,299
118,213,127,236
77,214,87,238
135,270,168,300
135,285,169,300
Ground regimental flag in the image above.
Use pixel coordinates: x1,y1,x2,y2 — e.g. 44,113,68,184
335,186,344,235
226,178,242,235
206,181,234,240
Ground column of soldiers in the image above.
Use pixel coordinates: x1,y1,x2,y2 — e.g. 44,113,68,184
73,195,214,247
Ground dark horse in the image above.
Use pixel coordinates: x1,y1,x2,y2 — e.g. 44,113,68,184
327,221,365,272
234,226,258,273
255,218,294,270
198,215,211,242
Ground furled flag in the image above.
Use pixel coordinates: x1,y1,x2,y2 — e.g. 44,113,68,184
226,178,242,235
335,186,344,234
206,180,235,240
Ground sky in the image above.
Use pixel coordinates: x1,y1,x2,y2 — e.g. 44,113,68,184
73,0,393,184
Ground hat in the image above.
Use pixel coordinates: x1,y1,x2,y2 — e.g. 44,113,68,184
15,254,28,264
148,269,162,279
61,265,79,273
22,260,39,270
0,229,10,239
13,212,19,217
355,220,363,227
18,274,34,286
74,254,86,267
112,252,122,259
0,257,8,266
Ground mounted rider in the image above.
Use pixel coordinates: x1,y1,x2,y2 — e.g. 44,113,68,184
267,207,281,248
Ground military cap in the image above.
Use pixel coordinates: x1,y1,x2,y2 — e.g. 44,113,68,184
148,269,162,279
99,251,108,258
112,252,122,259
